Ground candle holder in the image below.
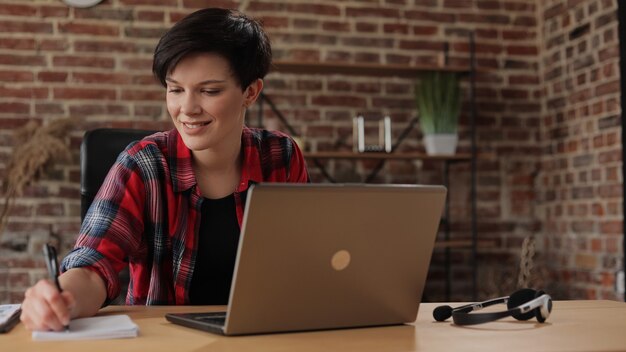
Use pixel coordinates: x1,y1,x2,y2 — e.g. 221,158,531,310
352,116,391,153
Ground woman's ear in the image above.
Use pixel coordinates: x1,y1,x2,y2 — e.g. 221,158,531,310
243,79,264,108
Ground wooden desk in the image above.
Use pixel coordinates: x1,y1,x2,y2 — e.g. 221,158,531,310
3,300,626,352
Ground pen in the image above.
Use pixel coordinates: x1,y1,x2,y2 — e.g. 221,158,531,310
42,243,69,332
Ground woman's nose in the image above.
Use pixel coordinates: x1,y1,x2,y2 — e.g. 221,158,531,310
180,93,202,116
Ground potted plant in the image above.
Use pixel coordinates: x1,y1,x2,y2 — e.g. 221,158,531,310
414,71,461,155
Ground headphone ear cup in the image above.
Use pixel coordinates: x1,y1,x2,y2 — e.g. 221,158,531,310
509,288,537,320
534,290,547,323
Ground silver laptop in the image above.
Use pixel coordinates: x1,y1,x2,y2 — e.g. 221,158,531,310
166,183,446,335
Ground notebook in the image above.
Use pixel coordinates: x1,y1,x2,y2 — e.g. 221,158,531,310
166,183,446,336
32,315,139,341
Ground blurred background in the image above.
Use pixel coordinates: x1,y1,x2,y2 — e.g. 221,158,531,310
0,0,622,303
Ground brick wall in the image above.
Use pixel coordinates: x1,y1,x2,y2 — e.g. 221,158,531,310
0,0,621,303
537,0,623,300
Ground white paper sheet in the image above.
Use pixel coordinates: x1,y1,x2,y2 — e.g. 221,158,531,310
32,314,139,341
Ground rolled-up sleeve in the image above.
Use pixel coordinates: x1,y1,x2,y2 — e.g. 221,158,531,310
61,143,147,304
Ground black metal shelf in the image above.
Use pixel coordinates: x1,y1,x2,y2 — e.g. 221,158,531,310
257,32,479,302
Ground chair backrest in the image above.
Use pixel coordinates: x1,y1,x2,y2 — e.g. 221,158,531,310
80,128,157,221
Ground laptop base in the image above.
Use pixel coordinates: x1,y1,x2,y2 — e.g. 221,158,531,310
165,312,226,335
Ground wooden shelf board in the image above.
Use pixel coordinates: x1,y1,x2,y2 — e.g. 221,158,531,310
271,60,470,77
305,151,472,161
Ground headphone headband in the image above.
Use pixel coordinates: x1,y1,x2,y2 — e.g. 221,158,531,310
433,289,553,326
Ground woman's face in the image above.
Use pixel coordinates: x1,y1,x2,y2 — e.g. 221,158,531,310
165,52,260,153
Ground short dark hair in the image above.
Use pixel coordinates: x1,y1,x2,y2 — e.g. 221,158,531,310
152,8,272,90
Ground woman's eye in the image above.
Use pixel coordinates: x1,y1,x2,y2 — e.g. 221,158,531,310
167,88,182,94
202,90,220,95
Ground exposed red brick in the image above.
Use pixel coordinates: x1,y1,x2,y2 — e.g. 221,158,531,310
0,102,30,114
74,8,133,20
0,38,36,50
292,19,318,30
53,88,116,100
0,87,48,99
399,40,445,51
135,105,163,117
322,21,350,32
125,26,167,39
383,23,409,34
36,202,65,216
504,2,535,11
39,39,69,51
288,49,320,62
412,25,438,36
595,80,620,96
598,46,619,61
341,37,393,48
544,3,565,20
181,0,238,8
354,52,380,63
600,221,622,235
69,104,129,116
509,75,540,85
372,97,413,109
328,81,352,92
475,28,498,39
75,40,137,53
0,70,34,82
443,0,472,8
0,4,37,16
311,95,367,108
0,118,38,129
502,88,530,100
346,7,399,18
136,10,165,22
37,71,68,82
503,29,536,40
355,22,378,33
291,4,341,16
405,10,454,23
121,58,153,70
385,54,411,65
513,16,537,27
73,72,133,85
477,0,501,10
506,45,539,56
258,16,289,29
35,103,65,115
459,13,510,24
121,89,165,101
53,55,115,69
169,11,190,23
120,0,177,5
40,5,69,18
58,22,119,36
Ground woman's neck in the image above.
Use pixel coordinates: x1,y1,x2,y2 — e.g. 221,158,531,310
192,139,243,199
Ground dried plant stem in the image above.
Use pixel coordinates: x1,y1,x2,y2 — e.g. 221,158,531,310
0,118,75,241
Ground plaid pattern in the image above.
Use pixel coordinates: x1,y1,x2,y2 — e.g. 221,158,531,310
61,127,309,305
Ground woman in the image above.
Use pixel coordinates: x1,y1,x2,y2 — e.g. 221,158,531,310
20,8,309,331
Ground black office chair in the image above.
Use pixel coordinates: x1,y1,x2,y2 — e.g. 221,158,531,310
80,128,157,304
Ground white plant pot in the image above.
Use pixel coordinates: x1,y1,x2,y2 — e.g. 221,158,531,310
424,134,458,155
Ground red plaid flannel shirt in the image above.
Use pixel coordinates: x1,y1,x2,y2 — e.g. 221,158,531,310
61,127,309,305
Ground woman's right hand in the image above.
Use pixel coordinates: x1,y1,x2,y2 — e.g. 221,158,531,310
20,279,76,331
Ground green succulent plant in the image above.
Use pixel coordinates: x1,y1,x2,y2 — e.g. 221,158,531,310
414,71,461,134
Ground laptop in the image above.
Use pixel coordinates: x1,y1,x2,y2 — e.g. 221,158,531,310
165,183,446,335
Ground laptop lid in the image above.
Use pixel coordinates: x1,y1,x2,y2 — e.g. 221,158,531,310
223,183,446,335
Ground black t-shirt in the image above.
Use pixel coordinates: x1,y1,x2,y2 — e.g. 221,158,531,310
189,191,245,305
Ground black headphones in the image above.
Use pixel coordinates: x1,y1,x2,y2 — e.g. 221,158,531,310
433,288,553,325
